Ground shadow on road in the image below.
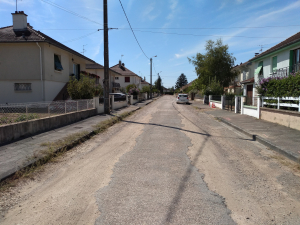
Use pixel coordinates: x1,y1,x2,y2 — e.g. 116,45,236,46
122,120,253,141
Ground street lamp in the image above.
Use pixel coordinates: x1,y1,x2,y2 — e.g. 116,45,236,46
150,55,157,99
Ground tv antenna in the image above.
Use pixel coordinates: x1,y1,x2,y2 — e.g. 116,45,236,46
121,54,124,61
16,0,22,11
81,44,87,55
259,44,267,53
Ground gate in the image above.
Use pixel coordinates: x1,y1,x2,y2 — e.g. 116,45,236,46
224,95,235,111
236,96,241,113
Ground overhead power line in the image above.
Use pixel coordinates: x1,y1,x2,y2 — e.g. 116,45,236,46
118,0,149,59
63,30,100,43
40,0,102,26
121,29,288,39
123,25,300,30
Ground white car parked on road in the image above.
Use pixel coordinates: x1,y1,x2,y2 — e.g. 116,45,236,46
176,94,189,104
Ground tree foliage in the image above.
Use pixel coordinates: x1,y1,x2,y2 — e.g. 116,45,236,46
175,73,188,89
126,84,137,93
154,75,163,93
188,39,237,90
141,85,150,93
67,75,103,99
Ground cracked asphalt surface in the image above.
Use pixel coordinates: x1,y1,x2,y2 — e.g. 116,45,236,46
2,95,300,224
95,97,234,224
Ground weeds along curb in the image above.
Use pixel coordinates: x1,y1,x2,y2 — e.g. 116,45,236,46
218,117,300,164
0,110,137,185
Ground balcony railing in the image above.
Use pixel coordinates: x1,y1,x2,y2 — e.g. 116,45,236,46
112,82,120,88
270,63,300,77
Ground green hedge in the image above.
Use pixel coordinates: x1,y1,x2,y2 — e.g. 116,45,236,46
258,72,300,97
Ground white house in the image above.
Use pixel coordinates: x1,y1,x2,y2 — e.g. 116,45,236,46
250,31,300,96
85,63,122,93
0,11,98,103
110,61,142,91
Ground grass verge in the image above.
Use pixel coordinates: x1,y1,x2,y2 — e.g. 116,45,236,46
0,111,133,192
270,154,300,172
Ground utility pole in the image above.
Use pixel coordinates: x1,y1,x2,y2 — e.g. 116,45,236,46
150,58,152,99
103,0,110,114
149,55,157,99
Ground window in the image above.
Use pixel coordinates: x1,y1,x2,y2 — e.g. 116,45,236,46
125,77,130,82
255,61,263,76
115,77,119,80
54,54,63,71
272,56,277,73
15,83,31,91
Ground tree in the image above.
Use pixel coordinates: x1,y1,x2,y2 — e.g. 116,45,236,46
188,38,237,90
67,75,103,99
154,75,163,94
175,73,188,89
141,85,150,94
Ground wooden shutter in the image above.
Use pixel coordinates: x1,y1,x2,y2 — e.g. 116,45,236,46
289,50,294,74
77,64,81,80
272,56,277,72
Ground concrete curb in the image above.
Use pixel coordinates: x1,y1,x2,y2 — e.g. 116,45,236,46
217,117,299,164
0,105,144,182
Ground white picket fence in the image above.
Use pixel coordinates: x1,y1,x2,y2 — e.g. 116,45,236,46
262,96,300,112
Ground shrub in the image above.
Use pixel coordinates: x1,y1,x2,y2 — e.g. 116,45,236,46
126,84,137,93
129,87,140,95
67,75,103,99
257,72,300,97
14,113,39,123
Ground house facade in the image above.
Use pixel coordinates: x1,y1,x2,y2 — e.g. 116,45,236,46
110,61,142,92
86,63,122,93
0,11,97,104
250,31,300,97
230,61,255,98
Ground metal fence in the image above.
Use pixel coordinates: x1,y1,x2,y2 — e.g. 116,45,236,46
211,95,222,102
0,99,94,126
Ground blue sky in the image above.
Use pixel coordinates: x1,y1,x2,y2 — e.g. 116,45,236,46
1,0,300,88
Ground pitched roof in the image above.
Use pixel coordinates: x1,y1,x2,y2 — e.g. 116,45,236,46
249,31,300,61
0,25,95,63
86,63,122,75
141,80,150,85
86,63,104,69
110,63,141,78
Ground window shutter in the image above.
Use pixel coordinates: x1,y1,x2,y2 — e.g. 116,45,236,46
272,56,277,72
77,64,81,80
289,50,294,74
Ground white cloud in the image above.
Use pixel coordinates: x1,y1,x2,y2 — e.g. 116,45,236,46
142,3,159,21
257,1,300,20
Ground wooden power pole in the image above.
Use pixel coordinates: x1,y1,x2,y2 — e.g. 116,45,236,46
103,0,110,114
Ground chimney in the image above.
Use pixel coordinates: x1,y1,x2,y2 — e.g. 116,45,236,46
255,53,259,56
122,63,125,67
119,60,121,67
12,11,28,31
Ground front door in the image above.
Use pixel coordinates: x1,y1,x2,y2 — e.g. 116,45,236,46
247,84,253,105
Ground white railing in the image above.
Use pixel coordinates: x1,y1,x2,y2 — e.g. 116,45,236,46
262,96,300,112
0,99,94,126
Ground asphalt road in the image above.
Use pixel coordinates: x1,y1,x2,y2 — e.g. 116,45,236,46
1,95,300,224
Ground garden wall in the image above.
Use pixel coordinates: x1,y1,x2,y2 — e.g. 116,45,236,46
261,108,300,131
0,108,97,145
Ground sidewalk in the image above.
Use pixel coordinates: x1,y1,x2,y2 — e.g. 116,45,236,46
191,101,300,163
0,100,153,181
